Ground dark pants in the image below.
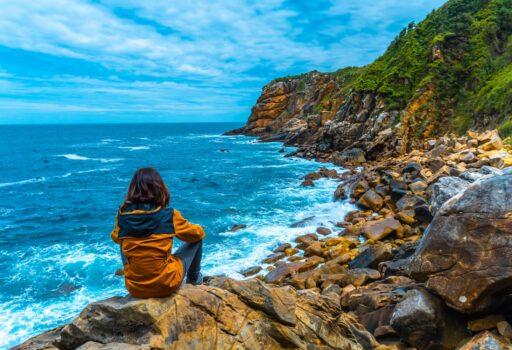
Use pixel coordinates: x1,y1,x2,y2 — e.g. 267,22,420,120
173,240,203,283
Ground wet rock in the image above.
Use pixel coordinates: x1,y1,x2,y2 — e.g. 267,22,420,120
334,184,347,200
318,167,338,178
262,252,285,264
349,178,369,198
290,216,315,228
241,266,263,277
458,331,511,350
316,227,331,236
273,243,292,253
295,233,318,243
301,178,315,187
390,288,468,350
349,243,394,269
283,247,298,256
362,218,404,241
304,172,322,181
409,173,512,313
230,224,247,232
358,189,384,211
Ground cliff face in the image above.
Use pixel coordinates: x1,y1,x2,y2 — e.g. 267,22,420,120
230,0,512,161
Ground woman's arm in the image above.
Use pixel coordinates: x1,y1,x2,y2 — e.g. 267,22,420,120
173,209,205,243
111,214,120,244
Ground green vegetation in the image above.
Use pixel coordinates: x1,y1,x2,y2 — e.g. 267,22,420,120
499,119,512,138
268,0,511,137
335,0,512,133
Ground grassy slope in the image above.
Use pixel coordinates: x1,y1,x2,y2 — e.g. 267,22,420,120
269,0,512,138
351,0,512,135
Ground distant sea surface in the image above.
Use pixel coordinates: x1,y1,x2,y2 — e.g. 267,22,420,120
0,123,355,348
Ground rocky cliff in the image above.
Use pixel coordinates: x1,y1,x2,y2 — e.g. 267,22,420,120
228,0,512,162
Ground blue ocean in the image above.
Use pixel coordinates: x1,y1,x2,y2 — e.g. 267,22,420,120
0,123,355,348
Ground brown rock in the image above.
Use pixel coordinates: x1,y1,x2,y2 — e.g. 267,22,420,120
334,184,347,200
299,256,325,272
20,276,365,350
283,247,299,256
497,321,512,339
396,210,415,225
241,266,262,277
362,218,404,241
358,189,384,211
349,243,394,269
304,240,325,257
262,252,285,264
316,227,332,236
273,243,292,253
294,233,318,243
468,314,505,332
264,262,304,284
458,331,511,350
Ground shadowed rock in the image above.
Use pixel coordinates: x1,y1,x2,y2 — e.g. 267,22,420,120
409,174,512,313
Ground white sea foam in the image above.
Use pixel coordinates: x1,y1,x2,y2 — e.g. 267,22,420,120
0,243,125,349
58,154,122,163
0,168,113,189
118,146,150,151
0,177,47,188
204,176,357,279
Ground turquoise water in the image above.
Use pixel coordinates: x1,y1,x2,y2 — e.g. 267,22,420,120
0,123,355,348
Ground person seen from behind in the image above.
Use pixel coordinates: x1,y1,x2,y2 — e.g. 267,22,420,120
111,167,205,298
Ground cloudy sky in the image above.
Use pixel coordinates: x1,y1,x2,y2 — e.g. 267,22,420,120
0,0,445,124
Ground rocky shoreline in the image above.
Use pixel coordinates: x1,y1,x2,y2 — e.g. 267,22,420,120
15,128,512,350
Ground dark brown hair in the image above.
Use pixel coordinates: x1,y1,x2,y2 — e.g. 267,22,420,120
125,167,170,208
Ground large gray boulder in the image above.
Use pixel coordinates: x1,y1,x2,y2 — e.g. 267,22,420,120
409,174,512,313
428,176,470,214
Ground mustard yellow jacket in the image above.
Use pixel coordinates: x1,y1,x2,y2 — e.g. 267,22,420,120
111,203,205,298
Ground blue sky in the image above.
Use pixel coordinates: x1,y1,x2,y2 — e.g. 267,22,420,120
0,0,446,124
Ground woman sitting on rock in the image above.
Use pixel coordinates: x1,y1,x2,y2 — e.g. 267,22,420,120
111,167,205,298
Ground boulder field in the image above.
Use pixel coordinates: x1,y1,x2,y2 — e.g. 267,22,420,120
15,128,512,349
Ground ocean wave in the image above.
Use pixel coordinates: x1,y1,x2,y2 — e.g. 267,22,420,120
0,242,125,348
57,154,122,163
118,146,150,151
0,168,114,189
0,177,47,188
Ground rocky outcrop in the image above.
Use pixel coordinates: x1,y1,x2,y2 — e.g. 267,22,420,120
16,278,371,350
408,172,512,314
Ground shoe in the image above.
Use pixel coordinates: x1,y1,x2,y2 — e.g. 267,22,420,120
187,272,203,285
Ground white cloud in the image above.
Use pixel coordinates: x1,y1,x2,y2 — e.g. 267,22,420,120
0,0,447,121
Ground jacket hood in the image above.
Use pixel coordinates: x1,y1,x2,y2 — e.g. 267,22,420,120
117,203,174,238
